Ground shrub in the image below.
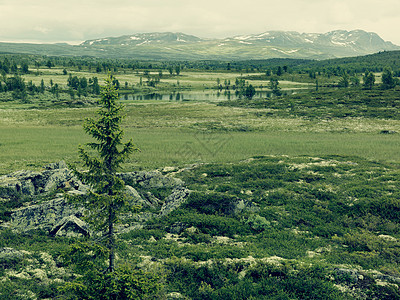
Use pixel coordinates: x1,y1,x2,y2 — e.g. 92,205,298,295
184,191,239,216
244,214,272,232
60,265,162,300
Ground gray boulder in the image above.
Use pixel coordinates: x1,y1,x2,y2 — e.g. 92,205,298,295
119,171,184,189
0,170,42,195
142,191,162,207
160,186,191,216
50,215,89,237
0,161,88,196
43,168,73,193
125,185,154,208
10,197,83,233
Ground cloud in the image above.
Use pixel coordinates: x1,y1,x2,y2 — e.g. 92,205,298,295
0,0,399,44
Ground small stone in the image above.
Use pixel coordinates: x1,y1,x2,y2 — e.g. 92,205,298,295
163,166,177,173
379,234,397,242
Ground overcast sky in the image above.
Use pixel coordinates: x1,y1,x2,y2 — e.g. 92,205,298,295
1,0,399,45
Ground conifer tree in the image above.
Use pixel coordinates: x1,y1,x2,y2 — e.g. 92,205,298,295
381,67,396,90
73,73,138,272
363,71,375,90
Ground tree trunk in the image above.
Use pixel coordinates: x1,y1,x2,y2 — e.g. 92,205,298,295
108,206,115,273
108,206,116,300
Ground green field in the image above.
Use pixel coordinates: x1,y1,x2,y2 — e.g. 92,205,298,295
1,99,399,174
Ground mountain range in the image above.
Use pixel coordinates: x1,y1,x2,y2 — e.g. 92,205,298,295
1,30,399,60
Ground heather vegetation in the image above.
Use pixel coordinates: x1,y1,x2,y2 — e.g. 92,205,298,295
0,52,399,299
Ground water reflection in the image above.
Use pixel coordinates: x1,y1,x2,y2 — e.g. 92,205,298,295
121,90,295,101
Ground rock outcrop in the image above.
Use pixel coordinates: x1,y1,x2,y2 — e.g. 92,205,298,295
160,186,191,216
0,161,87,196
118,170,184,189
50,215,90,237
1,162,191,235
10,196,83,233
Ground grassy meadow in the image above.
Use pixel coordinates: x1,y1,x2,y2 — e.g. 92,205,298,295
0,98,399,175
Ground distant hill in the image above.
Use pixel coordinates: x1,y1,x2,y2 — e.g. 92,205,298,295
80,32,203,47
0,30,399,60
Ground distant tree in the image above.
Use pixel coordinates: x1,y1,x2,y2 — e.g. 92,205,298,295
112,78,120,89
6,75,27,101
46,60,53,69
2,58,10,73
96,63,102,73
27,80,36,95
363,71,375,90
244,84,256,99
77,86,83,98
350,75,360,87
5,75,25,91
67,74,72,87
175,65,181,76
168,66,173,75
90,77,101,94
51,83,59,98
34,61,41,72
276,66,283,76
68,87,75,100
67,75,80,90
338,73,349,88
40,79,45,93
79,77,88,90
20,62,29,74
63,68,68,75
381,67,396,90
10,63,18,74
269,77,282,96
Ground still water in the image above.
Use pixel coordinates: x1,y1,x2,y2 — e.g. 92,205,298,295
121,90,295,102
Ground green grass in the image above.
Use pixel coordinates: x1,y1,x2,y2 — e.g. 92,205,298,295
220,87,400,120
0,98,399,174
1,126,399,175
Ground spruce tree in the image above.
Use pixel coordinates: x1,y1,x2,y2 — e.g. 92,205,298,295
381,67,396,90
363,71,375,90
73,73,137,272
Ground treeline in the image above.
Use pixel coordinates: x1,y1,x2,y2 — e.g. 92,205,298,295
0,73,103,102
0,57,30,75
0,74,63,101
1,50,400,75
66,74,101,97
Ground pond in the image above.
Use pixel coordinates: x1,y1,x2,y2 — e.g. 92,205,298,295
120,90,297,102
